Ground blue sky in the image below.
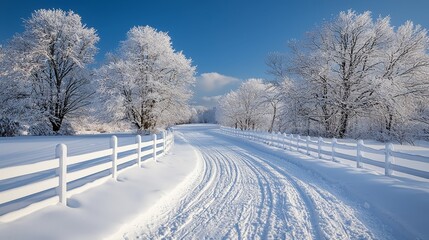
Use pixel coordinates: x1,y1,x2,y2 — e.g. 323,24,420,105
1,0,428,107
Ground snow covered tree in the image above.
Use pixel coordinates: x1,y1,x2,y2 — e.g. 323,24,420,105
291,10,392,138
265,10,429,141
262,82,283,133
2,9,99,134
266,52,289,81
217,79,272,130
97,26,196,133
189,106,217,124
374,21,429,140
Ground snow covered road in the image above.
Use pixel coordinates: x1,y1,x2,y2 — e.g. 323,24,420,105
121,125,392,239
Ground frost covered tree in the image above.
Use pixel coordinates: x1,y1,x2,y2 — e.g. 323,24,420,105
262,82,283,133
97,26,196,132
290,10,391,138
286,10,429,140
266,52,289,81
260,10,429,141
374,21,429,140
2,9,99,134
217,79,272,130
189,106,217,124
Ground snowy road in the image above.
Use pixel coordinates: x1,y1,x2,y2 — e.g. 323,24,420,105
122,125,391,239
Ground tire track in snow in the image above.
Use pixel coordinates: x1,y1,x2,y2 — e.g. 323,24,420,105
223,133,387,240
228,149,316,239
124,127,393,240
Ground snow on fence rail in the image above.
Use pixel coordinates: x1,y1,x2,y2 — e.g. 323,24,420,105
0,129,174,222
221,127,429,180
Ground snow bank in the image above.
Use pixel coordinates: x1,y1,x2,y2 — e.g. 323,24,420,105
0,133,200,240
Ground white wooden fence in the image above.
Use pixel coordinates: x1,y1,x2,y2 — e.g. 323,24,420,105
221,127,429,180
0,129,174,222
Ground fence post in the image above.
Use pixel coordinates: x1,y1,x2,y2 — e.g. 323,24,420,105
283,133,287,149
357,140,363,168
318,137,322,159
261,130,267,144
272,132,275,146
285,133,292,150
162,130,166,153
296,135,300,151
153,134,157,162
385,143,394,176
277,132,281,147
273,132,277,146
167,130,171,151
331,138,337,162
111,136,118,180
285,134,290,150
306,136,310,155
136,135,142,167
262,131,266,144
266,131,270,145
56,144,67,205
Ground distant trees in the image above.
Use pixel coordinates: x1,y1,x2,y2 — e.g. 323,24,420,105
217,79,273,130
97,26,196,133
189,106,217,124
0,9,99,134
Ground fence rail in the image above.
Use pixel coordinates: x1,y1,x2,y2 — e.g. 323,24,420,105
221,127,429,180
0,129,174,222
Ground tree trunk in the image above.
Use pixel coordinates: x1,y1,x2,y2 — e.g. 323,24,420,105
386,107,394,132
50,118,62,132
338,111,349,138
268,105,277,133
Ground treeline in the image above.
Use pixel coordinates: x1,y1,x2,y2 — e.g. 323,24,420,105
0,9,196,136
217,10,429,142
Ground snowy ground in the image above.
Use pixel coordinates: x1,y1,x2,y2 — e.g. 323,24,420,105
116,125,429,239
0,133,143,168
1,124,429,239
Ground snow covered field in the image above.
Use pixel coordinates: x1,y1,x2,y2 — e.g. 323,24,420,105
0,133,143,168
1,124,429,239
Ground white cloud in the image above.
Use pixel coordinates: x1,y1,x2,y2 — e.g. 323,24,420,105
197,72,240,91
202,95,222,102
196,95,222,108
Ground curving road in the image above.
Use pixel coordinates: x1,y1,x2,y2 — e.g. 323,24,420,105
124,125,391,239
